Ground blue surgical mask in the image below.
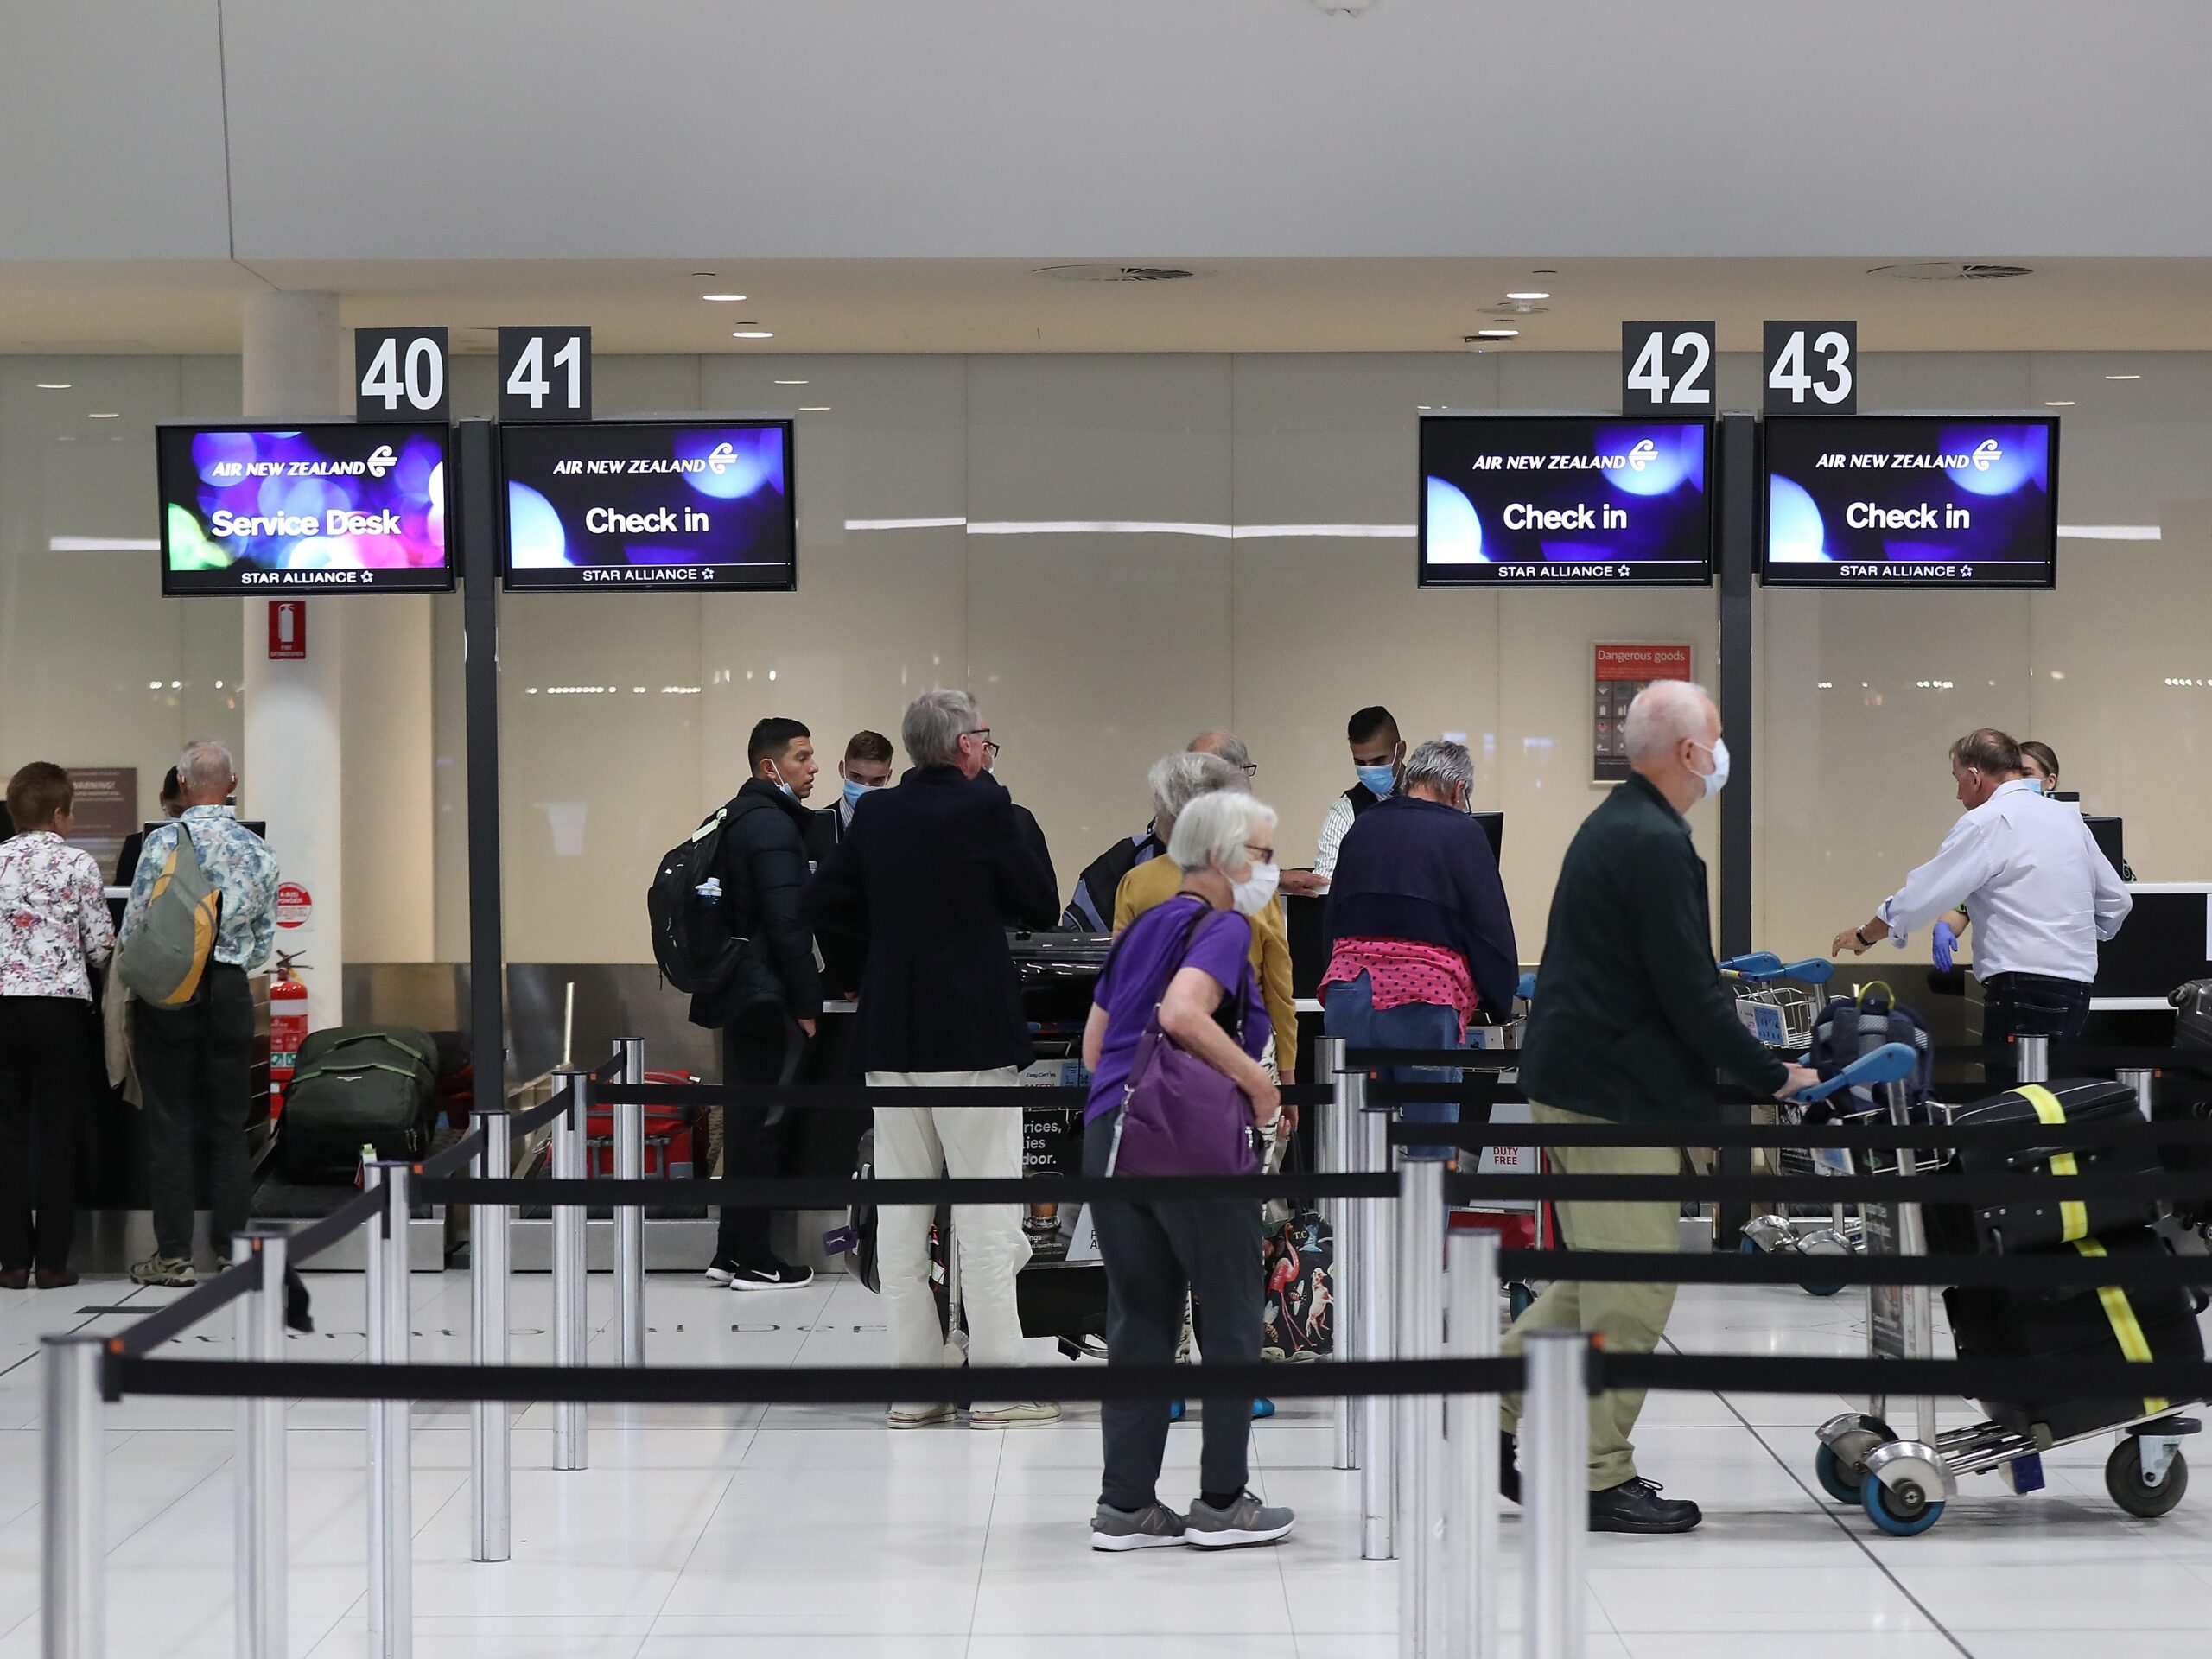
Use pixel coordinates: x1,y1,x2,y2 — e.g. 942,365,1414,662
1356,763,1396,798
767,760,797,801
842,778,877,809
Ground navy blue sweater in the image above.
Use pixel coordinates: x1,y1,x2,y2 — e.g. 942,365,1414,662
1324,795,1518,1020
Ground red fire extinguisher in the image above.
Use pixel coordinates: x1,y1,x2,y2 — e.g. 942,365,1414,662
269,952,310,1116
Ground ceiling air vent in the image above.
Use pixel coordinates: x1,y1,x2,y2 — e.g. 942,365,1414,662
1868,262,2035,281
1033,264,1197,283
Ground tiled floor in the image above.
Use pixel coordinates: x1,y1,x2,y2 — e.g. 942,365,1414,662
3,1268,2210,1657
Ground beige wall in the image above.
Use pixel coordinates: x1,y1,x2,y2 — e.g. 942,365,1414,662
4,348,2202,976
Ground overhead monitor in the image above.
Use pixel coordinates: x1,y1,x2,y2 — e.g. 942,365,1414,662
1762,414,2059,588
156,423,452,595
1419,415,1713,588
499,418,796,591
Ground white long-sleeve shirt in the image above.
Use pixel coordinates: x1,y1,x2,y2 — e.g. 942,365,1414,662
1878,778,2132,982
1313,792,1357,880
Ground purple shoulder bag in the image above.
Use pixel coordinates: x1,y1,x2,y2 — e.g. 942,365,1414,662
1106,904,1259,1179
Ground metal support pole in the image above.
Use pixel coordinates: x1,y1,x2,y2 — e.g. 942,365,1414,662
1357,1083,1394,1561
232,1230,288,1659
614,1038,646,1369
2016,1033,2050,1084
470,1109,512,1563
1446,1230,1500,1659
551,1071,590,1471
1522,1331,1590,1659
2119,1067,2156,1121
41,1334,105,1659
1317,1038,1356,1472
364,1162,414,1658
1396,1157,1447,1659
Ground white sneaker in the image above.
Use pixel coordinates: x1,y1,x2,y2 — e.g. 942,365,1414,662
887,1403,957,1430
971,1401,1062,1427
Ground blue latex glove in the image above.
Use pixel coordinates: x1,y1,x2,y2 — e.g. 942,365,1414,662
1932,919,1958,974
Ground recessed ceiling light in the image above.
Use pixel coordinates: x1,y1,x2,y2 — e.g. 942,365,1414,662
702,293,747,302
773,379,809,385
1504,291,1550,301
732,330,774,339
2106,373,2141,381
1530,269,1558,276
692,270,717,277
799,405,831,412
1476,327,1519,339
87,411,119,419
2045,400,2076,407
35,382,71,391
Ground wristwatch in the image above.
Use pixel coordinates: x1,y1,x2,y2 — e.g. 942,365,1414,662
1854,923,1880,948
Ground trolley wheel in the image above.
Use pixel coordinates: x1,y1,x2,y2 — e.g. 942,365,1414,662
2106,1439,2190,1518
1815,1444,1864,1504
1169,1399,1186,1423
1508,1282,1535,1320
1862,1471,1944,1535
1802,1280,1846,1298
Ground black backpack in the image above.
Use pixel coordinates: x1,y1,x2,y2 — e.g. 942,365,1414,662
1807,980,1935,1115
647,805,747,995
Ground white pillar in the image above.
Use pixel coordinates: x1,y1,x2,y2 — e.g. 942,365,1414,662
240,291,347,1025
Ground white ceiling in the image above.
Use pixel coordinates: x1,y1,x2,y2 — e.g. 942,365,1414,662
5,257,2212,358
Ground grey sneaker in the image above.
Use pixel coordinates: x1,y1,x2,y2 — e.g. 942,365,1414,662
1090,1502,1187,1552
1185,1490,1295,1549
130,1255,196,1288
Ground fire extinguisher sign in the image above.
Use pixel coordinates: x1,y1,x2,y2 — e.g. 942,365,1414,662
276,882,313,929
268,601,306,660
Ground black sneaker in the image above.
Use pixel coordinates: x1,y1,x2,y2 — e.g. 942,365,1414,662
725,1258,814,1292
702,1254,741,1285
1589,1476,1701,1534
1500,1431,1520,1503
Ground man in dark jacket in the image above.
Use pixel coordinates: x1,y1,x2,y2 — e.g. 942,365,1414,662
695,717,824,1291
1503,682,1815,1532
1320,739,1516,1156
804,689,1061,1427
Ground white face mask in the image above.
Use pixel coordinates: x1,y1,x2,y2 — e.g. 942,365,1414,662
1230,861,1281,917
1689,736,1730,799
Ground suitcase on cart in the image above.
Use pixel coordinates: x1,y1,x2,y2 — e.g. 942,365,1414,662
1944,1224,2208,1443
1942,1079,2164,1255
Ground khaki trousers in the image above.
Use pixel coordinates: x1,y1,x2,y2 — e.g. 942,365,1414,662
1500,1102,1683,1491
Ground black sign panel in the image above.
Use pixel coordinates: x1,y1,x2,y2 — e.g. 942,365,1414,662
497,326,593,423
353,327,448,423
1763,321,1857,416
1620,321,1717,413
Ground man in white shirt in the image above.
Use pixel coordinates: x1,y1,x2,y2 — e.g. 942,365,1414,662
1303,704,1405,893
1833,727,2131,1050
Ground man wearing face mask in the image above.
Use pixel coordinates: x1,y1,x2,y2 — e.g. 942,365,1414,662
692,716,825,1291
807,730,895,1000
1504,682,1817,1532
1320,739,1516,1155
1834,727,2130,1053
1306,706,1405,891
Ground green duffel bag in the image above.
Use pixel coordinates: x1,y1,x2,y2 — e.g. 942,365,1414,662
280,1025,438,1185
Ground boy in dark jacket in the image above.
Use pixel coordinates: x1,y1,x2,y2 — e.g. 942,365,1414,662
695,717,824,1290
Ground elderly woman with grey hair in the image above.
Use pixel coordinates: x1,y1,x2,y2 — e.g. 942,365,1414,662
1319,737,1518,1156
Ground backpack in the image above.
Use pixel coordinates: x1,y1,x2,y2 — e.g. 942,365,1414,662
1808,980,1934,1114
116,822,222,1007
279,1026,437,1184
647,805,747,995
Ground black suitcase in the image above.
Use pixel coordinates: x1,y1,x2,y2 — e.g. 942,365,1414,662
1945,1225,2206,1443
280,1025,437,1184
1946,1078,2164,1254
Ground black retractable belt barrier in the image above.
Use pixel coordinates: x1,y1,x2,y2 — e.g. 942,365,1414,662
1411,1117,2212,1149
1450,1170,2212,1204
417,1126,488,1180
1497,1248,2212,1290
1367,1076,1516,1108
509,1082,577,1135
1611,1351,2212,1400
414,1171,1399,1210
283,1184,395,1268
593,1082,1078,1109
1344,1049,1522,1072
109,1254,267,1360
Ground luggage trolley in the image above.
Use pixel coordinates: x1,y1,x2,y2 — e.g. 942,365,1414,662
1801,1054,2203,1535
1450,971,1552,1319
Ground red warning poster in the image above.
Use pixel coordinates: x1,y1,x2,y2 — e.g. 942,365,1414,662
1593,644,1693,782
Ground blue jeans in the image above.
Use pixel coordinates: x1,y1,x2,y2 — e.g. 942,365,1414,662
1323,972,1462,1160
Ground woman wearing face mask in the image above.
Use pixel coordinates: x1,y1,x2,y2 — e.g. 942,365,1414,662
1079,789,1298,1552
1319,738,1519,1159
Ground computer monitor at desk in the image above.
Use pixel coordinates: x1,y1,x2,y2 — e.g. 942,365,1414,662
2092,882,2212,1008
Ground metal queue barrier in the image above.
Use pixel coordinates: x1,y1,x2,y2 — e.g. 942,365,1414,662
48,1038,2212,1659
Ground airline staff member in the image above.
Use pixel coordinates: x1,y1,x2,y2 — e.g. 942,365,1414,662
1834,727,2131,1047
1301,705,1404,893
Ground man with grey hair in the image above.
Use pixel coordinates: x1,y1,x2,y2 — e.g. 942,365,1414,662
118,739,281,1287
1060,729,1260,931
804,690,1061,1427
1504,683,1815,1531
1320,737,1517,1155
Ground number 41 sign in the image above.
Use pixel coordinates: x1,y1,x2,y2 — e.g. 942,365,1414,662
498,327,592,423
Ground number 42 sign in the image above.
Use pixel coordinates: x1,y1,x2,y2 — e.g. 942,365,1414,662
1620,322,1716,413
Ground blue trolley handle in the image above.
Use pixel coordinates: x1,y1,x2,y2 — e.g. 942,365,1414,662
1790,1040,1918,1105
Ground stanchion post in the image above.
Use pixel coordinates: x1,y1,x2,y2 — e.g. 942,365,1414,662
41,1334,105,1659
551,1071,590,1471
1522,1330,1590,1659
470,1109,513,1563
363,1161,414,1657
1446,1229,1500,1659
2118,1066,2155,1121
2016,1033,2050,1084
1395,1156,1447,1659
1357,1084,1394,1561
232,1230,288,1659
1317,1038,1357,1472
614,1037,646,1369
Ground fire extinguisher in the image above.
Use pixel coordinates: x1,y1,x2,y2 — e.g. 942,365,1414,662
269,952,310,1117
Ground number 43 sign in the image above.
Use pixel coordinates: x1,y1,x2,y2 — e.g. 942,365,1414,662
1763,321,1857,416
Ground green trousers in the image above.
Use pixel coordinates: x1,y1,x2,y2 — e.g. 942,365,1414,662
1500,1102,1683,1491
